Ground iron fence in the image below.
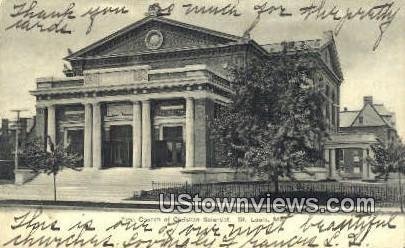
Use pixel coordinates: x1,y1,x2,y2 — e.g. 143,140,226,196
148,180,405,207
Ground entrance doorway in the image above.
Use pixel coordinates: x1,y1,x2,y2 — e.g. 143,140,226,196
66,129,84,167
105,125,133,167
153,126,185,167
337,148,363,178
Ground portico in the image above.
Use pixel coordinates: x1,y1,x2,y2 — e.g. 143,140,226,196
33,63,231,174
324,133,377,180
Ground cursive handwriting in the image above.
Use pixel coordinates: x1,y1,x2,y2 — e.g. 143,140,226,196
4,209,113,247
182,3,242,16
4,1,400,50
5,1,129,35
2,210,401,248
5,1,75,34
81,5,129,35
254,2,293,17
300,213,397,247
299,0,400,51
10,209,60,235
105,217,152,232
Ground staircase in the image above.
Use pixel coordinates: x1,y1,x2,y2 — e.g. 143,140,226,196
0,168,191,203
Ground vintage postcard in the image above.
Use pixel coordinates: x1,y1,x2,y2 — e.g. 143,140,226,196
0,0,404,247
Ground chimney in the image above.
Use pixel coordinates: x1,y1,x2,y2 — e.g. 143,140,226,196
1,119,9,136
363,96,373,106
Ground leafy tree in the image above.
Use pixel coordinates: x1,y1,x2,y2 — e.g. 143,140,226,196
20,136,82,201
368,139,405,212
368,139,405,181
211,54,329,192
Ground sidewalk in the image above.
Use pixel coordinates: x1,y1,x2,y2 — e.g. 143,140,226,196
0,198,403,214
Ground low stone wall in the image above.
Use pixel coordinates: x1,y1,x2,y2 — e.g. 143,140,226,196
180,167,330,184
14,169,37,185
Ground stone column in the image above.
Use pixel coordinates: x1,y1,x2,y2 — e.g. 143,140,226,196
84,103,93,168
47,105,56,151
185,97,195,168
35,106,47,147
132,101,142,168
324,148,330,168
141,100,151,168
330,148,336,178
194,98,213,168
92,102,102,169
362,148,369,180
63,130,69,148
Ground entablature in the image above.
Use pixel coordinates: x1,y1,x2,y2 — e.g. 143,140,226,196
31,65,233,104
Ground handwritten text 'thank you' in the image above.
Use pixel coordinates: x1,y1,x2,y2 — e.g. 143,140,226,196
5,1,129,35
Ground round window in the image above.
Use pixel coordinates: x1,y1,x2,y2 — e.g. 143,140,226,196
145,30,163,50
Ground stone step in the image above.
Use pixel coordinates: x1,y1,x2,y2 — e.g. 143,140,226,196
16,168,190,203
28,173,187,186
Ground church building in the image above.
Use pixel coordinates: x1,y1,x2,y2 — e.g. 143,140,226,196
22,10,345,184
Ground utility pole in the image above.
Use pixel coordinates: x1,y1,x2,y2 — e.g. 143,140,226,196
10,109,28,171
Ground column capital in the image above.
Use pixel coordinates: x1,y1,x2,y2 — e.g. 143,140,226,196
81,99,102,106
35,104,48,109
37,103,55,108
82,102,92,107
92,101,102,107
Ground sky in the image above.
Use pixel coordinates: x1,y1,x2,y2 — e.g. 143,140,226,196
0,0,404,138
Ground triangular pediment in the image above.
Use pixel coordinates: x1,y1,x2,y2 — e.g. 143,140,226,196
319,40,343,80
66,17,241,59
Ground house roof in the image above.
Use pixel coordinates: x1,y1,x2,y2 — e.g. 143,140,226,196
340,103,396,129
261,39,326,54
373,104,392,116
373,104,396,128
339,111,359,128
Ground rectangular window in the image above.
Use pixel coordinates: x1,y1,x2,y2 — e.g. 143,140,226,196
326,104,330,120
325,85,330,97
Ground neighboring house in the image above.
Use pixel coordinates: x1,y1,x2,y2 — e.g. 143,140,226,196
340,96,397,144
23,8,344,184
0,118,35,179
325,96,398,180
0,119,12,160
